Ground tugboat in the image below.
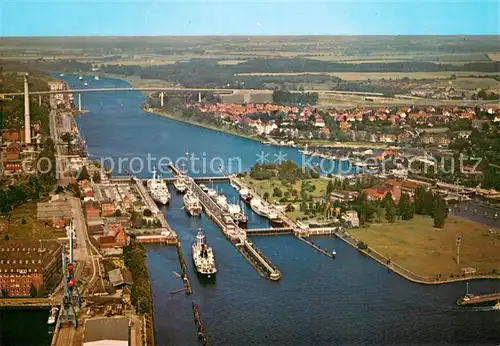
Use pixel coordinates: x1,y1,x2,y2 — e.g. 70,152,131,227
173,175,188,193
239,188,252,203
47,306,59,325
268,210,284,227
331,249,336,259
192,229,217,278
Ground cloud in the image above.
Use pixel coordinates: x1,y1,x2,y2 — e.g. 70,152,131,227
256,22,263,28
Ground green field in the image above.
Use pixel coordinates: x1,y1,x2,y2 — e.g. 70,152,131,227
245,177,329,203
350,215,500,277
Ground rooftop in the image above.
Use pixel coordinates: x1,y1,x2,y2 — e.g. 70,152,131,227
83,317,130,344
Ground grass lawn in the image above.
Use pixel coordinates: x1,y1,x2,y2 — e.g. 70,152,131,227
245,177,329,204
0,202,61,243
350,215,500,278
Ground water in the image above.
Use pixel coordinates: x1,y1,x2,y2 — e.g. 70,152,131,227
0,309,53,346
68,74,355,178
15,74,499,345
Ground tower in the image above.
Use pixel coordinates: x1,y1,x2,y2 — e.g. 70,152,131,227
24,74,31,144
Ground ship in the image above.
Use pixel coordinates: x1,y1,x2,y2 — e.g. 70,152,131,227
183,191,202,216
94,76,100,80
250,198,269,217
239,188,252,203
47,306,59,325
216,194,229,211
147,168,170,204
192,229,217,277
199,184,209,193
268,210,284,227
84,81,88,87
173,175,188,193
494,301,500,310
79,75,83,80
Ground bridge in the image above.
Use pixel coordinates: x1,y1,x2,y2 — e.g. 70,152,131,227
245,227,293,236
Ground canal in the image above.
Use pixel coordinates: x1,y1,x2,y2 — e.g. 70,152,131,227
5,74,497,345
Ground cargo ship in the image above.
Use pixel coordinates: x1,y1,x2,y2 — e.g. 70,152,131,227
192,229,217,278
183,191,202,216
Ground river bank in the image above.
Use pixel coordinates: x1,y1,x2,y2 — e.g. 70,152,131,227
141,106,263,143
61,74,500,346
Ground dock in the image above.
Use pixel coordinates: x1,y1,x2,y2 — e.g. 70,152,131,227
175,242,193,295
457,292,500,306
0,297,54,308
168,164,281,281
296,236,335,259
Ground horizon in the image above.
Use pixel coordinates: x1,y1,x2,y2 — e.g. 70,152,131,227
2,0,499,37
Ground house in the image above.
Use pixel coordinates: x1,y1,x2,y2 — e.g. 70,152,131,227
364,182,402,204
5,142,21,160
1,129,25,143
101,201,116,217
85,207,100,219
329,191,358,202
108,268,133,288
53,219,66,229
99,229,128,248
319,127,330,138
342,210,360,228
314,116,325,127
379,134,397,143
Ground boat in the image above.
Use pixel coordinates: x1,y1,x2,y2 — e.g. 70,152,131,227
147,168,170,204
216,195,229,211
239,188,252,203
234,212,248,227
59,73,65,77
268,210,284,227
250,198,269,218
227,197,241,215
79,75,83,80
331,249,336,259
84,81,88,87
493,301,500,310
183,191,202,216
192,229,217,277
199,184,208,193
173,175,188,193
94,76,100,80
207,188,217,198
47,306,59,325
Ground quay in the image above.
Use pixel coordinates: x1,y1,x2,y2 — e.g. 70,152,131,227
296,236,335,259
457,292,500,306
175,242,193,295
168,164,282,281
111,176,230,184
0,297,54,308
192,302,210,345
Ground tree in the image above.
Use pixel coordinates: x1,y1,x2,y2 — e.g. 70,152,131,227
326,180,334,196
143,209,152,217
114,209,122,217
30,284,37,298
285,203,294,212
383,192,397,223
55,185,64,194
77,165,90,181
433,196,448,228
398,193,414,220
92,171,101,183
263,192,270,199
414,187,426,214
273,187,283,197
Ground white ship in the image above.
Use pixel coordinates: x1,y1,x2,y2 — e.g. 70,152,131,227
79,75,83,80
184,191,202,216
250,198,269,217
227,197,241,215
199,184,209,193
84,81,88,87
147,168,170,204
216,195,229,211
94,76,100,80
47,306,59,325
173,175,188,193
192,229,217,277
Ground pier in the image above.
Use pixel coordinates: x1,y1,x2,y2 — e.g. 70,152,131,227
192,302,210,345
246,227,293,236
0,297,54,308
296,237,335,259
457,292,500,306
168,164,281,281
175,242,193,295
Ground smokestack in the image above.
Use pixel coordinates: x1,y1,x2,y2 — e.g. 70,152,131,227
24,73,31,144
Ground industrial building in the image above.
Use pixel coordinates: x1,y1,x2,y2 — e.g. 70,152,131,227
83,317,130,346
0,240,62,297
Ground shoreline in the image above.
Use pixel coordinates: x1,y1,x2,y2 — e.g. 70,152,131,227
141,106,264,144
335,231,500,285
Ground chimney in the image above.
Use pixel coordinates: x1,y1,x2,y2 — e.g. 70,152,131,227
24,74,31,145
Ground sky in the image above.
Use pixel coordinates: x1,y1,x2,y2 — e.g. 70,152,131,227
2,0,499,36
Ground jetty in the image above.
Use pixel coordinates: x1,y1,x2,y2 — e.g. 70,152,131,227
168,164,281,281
